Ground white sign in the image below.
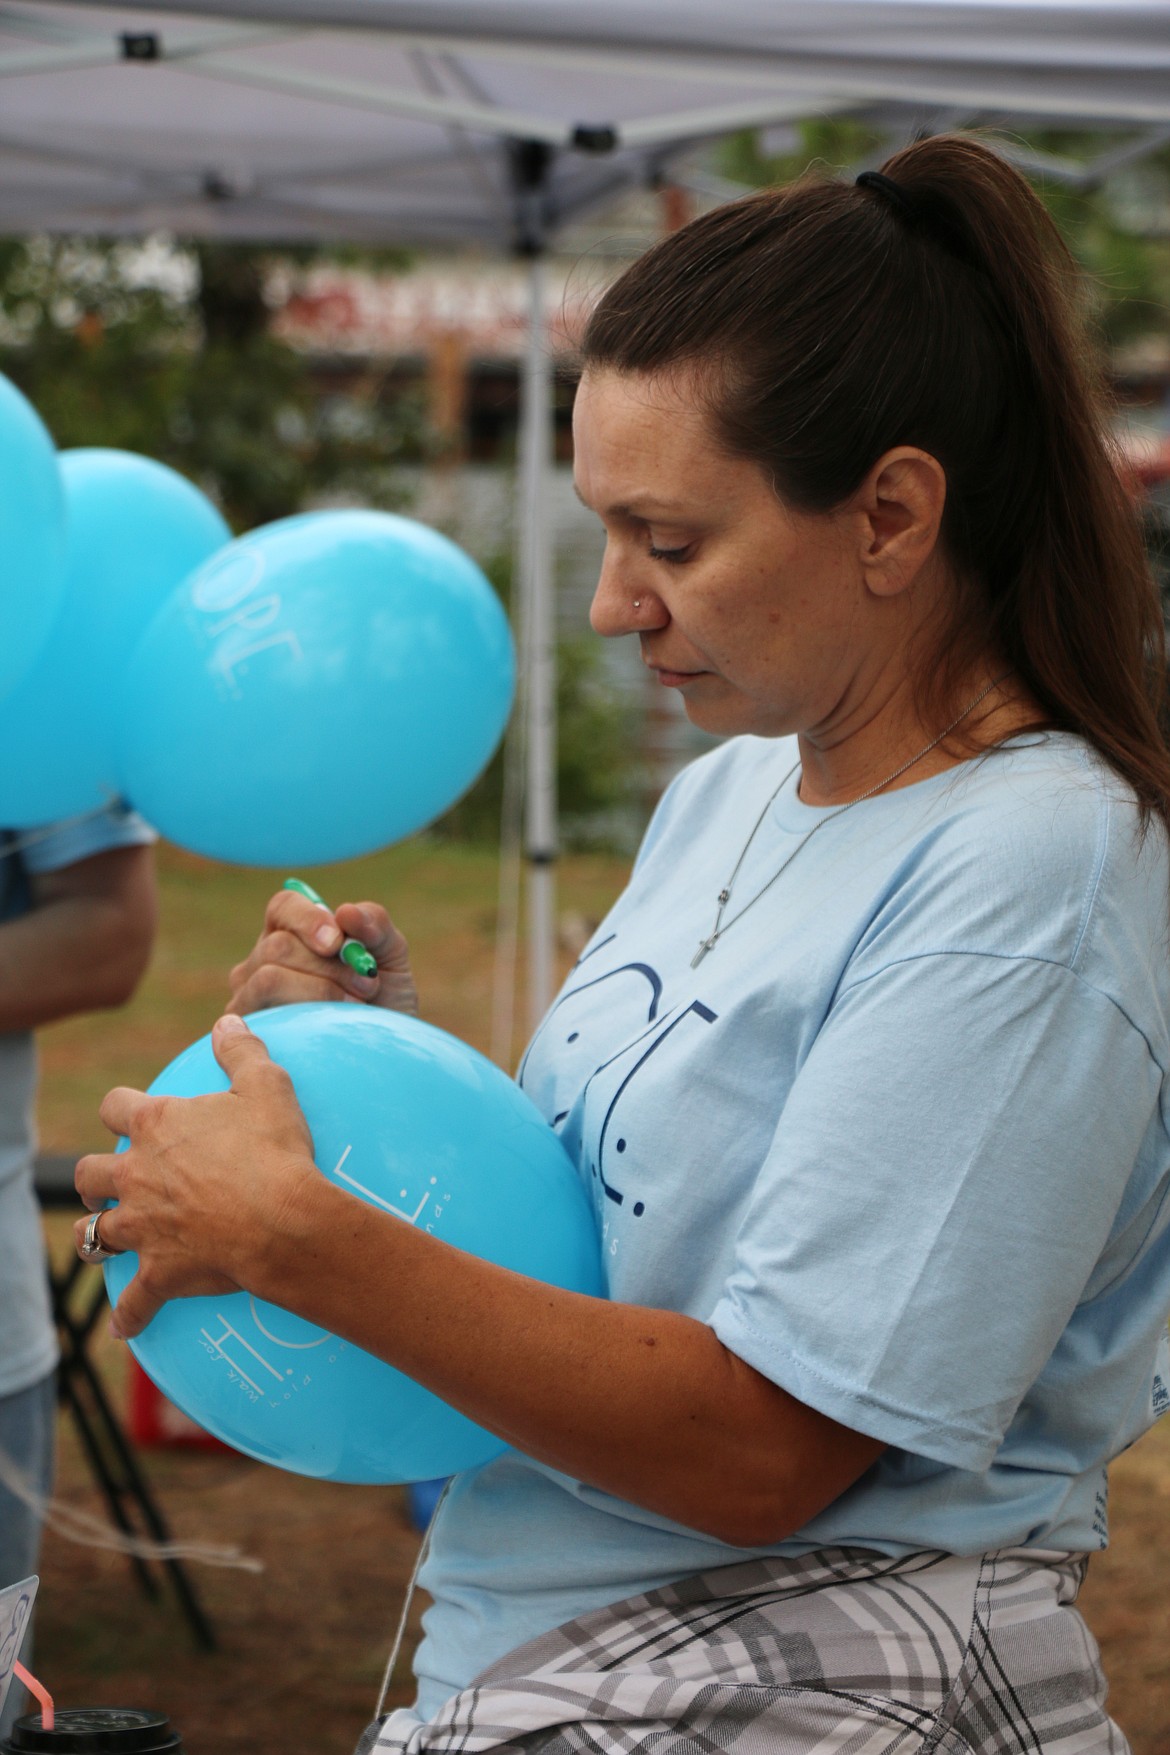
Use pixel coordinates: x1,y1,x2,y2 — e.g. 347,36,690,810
0,1575,38,1720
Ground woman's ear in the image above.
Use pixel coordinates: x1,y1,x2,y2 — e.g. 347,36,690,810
855,447,948,600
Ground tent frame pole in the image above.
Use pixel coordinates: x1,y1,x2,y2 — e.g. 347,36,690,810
513,142,557,1033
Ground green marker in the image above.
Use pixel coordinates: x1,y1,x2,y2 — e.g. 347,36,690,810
283,877,378,979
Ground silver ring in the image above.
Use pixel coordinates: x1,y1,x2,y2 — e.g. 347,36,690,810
80,1209,117,1262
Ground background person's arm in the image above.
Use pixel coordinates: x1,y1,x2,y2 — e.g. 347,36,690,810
0,844,157,1031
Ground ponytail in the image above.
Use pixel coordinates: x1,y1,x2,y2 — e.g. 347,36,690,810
582,134,1170,835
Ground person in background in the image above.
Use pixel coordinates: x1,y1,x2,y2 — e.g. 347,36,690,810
0,805,156,1736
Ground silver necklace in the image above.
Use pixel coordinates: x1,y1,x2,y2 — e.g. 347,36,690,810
691,674,1010,969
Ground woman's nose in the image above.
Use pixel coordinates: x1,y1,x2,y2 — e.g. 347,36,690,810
589,550,663,639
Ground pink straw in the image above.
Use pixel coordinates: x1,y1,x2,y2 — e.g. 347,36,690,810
13,1660,54,1731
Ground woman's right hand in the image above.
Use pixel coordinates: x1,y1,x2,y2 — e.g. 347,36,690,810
226,889,419,1017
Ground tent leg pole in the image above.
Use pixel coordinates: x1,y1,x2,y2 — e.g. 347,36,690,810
519,250,557,1032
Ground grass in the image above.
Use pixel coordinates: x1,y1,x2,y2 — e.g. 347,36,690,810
37,837,630,1154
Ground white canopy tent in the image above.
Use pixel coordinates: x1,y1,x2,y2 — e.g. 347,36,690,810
3,0,1168,1036
3,4,1170,242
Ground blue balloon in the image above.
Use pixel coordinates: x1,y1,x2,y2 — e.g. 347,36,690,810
115,511,515,865
0,375,67,697
0,450,230,824
104,1004,601,1483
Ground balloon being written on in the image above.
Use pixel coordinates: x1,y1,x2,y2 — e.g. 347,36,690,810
117,512,515,866
104,1004,603,1483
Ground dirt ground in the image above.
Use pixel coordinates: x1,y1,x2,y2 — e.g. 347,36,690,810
24,1320,1170,1755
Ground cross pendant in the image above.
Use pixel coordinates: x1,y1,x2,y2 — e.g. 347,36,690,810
691,937,716,969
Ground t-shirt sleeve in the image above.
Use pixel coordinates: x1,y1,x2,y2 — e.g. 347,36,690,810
709,949,1164,1471
20,801,156,875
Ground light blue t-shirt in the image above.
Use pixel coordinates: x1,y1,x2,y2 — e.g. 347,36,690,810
411,732,1170,1719
0,804,155,1400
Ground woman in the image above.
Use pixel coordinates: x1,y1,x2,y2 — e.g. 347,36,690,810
76,136,1170,1753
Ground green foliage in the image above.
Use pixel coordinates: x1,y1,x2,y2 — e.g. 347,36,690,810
436,553,638,849
0,236,420,530
1021,136,1170,347
0,236,192,451
717,121,1170,348
719,117,885,187
555,634,639,844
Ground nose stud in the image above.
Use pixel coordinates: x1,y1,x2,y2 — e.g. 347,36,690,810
632,599,642,610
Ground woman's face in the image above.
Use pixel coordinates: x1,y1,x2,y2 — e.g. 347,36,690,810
573,367,919,743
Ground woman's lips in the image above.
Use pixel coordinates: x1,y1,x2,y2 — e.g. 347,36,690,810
652,665,705,687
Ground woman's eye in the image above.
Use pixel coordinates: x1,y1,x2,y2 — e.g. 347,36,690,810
648,542,691,565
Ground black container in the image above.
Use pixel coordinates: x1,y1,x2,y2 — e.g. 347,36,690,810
2,1709,183,1753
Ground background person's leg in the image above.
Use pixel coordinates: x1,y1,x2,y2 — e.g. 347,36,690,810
0,1372,56,1738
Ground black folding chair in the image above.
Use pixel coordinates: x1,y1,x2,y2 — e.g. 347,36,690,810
34,1153,215,1651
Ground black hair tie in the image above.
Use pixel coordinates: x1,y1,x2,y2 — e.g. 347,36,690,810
855,169,918,222
855,168,979,269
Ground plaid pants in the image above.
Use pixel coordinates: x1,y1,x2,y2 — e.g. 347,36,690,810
357,1547,1128,1755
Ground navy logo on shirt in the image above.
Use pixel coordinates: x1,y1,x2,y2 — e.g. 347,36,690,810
520,935,717,1219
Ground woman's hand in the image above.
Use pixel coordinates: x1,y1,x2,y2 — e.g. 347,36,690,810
227,889,419,1016
73,1015,320,1337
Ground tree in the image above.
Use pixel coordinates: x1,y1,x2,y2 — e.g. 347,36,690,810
717,121,1170,350
0,236,419,529
435,553,638,848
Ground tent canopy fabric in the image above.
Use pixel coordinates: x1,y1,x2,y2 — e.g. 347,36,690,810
1,1,1168,245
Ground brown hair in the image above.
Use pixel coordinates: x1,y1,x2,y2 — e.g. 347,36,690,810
581,134,1170,833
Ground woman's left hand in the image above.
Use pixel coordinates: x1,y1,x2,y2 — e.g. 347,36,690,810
73,1015,319,1338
